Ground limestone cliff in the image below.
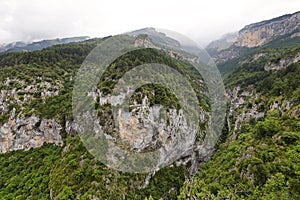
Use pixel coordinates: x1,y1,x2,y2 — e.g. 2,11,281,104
86,87,209,174
0,108,63,153
209,11,300,64
0,77,64,153
237,11,300,47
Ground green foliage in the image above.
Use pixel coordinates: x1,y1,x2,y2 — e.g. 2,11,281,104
178,114,300,199
0,144,61,199
49,136,187,199
98,48,208,110
1,31,299,199
178,43,300,200
0,36,206,199
56,186,75,200
129,83,181,110
254,118,281,138
0,39,101,125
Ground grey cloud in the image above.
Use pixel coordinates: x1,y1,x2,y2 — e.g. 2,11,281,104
0,0,299,45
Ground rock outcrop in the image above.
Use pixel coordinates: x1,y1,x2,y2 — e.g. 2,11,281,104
0,108,63,153
264,52,300,71
209,11,300,64
212,47,240,64
237,11,300,47
84,87,209,174
0,77,64,153
225,86,265,141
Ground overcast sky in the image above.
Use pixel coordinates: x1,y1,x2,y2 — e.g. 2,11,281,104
0,0,299,46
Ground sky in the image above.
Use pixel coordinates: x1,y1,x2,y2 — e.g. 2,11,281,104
0,0,299,46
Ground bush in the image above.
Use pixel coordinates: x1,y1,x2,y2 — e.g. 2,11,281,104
254,118,280,138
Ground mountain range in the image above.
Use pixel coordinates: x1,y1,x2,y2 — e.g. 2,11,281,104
0,11,299,200
0,36,89,54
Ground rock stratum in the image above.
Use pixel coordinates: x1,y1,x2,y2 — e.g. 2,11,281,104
237,11,300,47
209,11,300,64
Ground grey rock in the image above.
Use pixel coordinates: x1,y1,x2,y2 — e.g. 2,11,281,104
0,108,63,153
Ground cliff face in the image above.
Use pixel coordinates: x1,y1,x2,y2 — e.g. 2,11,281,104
237,12,300,47
0,108,63,153
208,11,300,64
0,77,64,153
86,82,209,174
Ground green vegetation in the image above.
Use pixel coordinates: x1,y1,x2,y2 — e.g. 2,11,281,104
129,83,181,110
99,48,208,110
49,136,187,200
0,39,100,126
178,42,300,199
0,31,299,199
178,109,300,199
0,144,61,200
0,36,205,199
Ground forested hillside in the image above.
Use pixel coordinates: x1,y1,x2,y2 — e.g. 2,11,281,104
179,41,300,199
0,27,299,199
0,36,205,200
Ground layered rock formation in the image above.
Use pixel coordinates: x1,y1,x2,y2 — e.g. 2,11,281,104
237,11,300,47
209,11,300,64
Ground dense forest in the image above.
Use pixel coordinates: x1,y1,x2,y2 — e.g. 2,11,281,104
0,32,299,200
0,37,204,199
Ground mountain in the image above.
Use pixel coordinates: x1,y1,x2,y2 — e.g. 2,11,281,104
179,33,300,200
0,30,210,199
208,11,300,65
237,11,300,47
0,41,27,53
0,15,300,199
0,36,89,54
126,27,182,49
206,32,238,54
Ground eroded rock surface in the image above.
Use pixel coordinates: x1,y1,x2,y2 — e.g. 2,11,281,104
0,108,63,153
237,12,300,47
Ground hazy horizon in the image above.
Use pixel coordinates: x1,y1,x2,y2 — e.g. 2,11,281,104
1,0,299,46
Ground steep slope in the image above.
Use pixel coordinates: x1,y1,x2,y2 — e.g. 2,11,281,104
208,11,300,66
237,11,300,47
178,35,300,200
1,13,300,199
0,32,209,199
206,32,238,55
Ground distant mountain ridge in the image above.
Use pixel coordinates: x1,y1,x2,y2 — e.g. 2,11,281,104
206,32,238,54
207,11,300,64
237,11,300,47
0,36,89,54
